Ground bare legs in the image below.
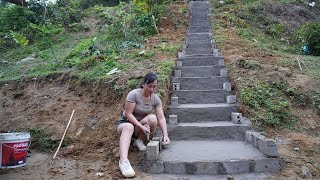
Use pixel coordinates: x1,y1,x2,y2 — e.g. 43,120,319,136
117,114,158,161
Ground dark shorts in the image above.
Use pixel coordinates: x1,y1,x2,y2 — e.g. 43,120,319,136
117,115,132,127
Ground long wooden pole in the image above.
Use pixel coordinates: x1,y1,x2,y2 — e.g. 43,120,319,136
51,110,75,163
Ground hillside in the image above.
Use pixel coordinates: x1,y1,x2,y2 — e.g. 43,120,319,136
1,0,320,179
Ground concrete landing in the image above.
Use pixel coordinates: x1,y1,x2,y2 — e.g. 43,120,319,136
151,173,274,180
159,140,265,162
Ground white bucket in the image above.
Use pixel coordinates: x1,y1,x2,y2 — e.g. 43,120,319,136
0,132,31,169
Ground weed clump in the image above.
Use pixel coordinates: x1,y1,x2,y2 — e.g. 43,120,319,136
29,128,68,152
241,83,295,128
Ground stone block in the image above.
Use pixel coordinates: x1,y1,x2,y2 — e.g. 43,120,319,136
146,161,164,174
171,96,179,106
220,68,228,77
254,158,280,173
169,114,178,125
227,95,237,104
223,82,231,91
218,59,225,66
223,160,250,174
253,132,266,148
258,139,279,157
172,83,180,91
164,162,186,174
178,52,184,58
245,131,254,144
231,112,242,124
152,136,163,151
193,162,220,175
175,70,181,78
146,141,159,161
176,61,182,68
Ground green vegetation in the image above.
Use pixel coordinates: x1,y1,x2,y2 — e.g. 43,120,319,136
29,128,68,151
212,0,320,129
241,83,294,128
0,0,172,81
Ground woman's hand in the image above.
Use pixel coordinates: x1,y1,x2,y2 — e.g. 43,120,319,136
163,135,170,145
140,125,150,135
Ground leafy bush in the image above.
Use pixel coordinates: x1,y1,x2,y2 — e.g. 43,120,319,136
293,22,320,55
0,5,36,32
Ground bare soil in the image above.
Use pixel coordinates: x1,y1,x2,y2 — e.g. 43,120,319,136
0,2,188,179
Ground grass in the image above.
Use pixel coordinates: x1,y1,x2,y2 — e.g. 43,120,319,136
241,82,296,128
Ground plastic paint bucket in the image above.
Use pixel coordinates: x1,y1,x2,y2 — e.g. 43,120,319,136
0,132,31,168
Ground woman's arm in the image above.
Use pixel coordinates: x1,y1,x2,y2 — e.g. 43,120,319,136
155,106,170,144
124,101,150,134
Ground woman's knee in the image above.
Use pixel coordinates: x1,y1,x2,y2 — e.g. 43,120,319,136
147,114,158,126
119,123,134,134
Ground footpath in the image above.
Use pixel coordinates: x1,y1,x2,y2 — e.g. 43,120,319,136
145,1,281,179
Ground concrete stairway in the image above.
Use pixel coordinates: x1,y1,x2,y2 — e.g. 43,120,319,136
146,1,281,178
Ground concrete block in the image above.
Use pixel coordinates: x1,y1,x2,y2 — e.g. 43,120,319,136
169,114,178,125
220,68,228,77
176,61,182,68
253,132,266,148
258,139,278,157
172,83,180,91
227,95,237,104
231,112,242,124
218,59,225,66
254,158,280,173
175,70,181,78
171,96,179,106
245,131,254,144
223,82,231,91
164,162,186,174
146,161,164,173
240,117,252,125
146,141,159,161
193,162,220,175
213,49,219,56
223,160,250,174
152,136,163,151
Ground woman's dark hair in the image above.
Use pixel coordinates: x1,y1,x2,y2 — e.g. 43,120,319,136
140,72,158,88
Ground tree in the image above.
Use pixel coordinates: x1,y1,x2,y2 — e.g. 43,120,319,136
1,0,27,6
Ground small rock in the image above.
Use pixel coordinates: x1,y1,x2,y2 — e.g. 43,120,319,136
293,147,300,151
139,50,145,56
301,166,312,178
227,175,234,180
95,172,105,177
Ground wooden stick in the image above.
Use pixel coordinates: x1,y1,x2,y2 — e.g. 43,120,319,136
51,110,75,164
297,57,303,71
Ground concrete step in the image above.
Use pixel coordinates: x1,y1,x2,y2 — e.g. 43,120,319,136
178,66,224,77
186,39,212,46
172,77,229,90
147,140,280,175
186,41,212,49
168,121,251,141
185,48,213,55
178,56,224,66
150,173,274,180
173,89,231,104
169,103,239,122
187,34,211,41
190,21,210,26
189,27,211,33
